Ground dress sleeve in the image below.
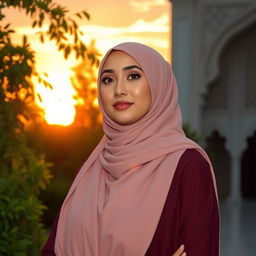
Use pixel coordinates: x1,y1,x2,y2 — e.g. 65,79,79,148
40,213,59,256
179,150,219,256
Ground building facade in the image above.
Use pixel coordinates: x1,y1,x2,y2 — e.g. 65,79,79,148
170,0,256,201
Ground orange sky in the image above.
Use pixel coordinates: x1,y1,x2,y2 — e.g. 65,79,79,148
4,0,172,125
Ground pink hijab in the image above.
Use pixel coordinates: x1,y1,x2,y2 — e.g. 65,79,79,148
55,42,218,255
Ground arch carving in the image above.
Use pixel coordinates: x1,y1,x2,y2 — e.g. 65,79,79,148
201,3,256,92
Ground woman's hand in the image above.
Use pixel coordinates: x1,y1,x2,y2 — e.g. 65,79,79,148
172,244,186,256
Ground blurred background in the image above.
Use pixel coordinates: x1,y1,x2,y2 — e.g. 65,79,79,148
0,0,255,255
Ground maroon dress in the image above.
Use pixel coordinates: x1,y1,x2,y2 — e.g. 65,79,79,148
41,149,219,256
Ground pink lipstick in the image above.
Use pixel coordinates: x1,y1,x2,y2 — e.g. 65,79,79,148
113,101,133,110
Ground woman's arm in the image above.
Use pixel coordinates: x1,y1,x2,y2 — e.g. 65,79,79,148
179,150,219,255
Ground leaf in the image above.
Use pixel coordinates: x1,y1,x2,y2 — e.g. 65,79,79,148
61,34,68,41
39,12,44,22
0,13,5,20
39,19,43,28
76,12,82,19
72,19,78,29
62,19,68,32
49,23,54,33
80,43,86,52
69,25,73,35
37,93,42,102
4,23,10,29
74,32,78,43
32,20,37,28
80,43,86,59
83,11,90,20
23,35,27,47
64,46,71,59
58,43,65,51
40,33,44,43
50,32,57,40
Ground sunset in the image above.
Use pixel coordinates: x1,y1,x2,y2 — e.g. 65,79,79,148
3,0,172,126
34,70,77,126
1,1,173,254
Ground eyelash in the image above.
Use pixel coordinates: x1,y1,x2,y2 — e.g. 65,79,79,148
128,73,141,80
101,77,113,84
101,73,141,84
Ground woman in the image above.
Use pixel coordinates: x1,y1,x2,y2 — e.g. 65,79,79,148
41,42,219,256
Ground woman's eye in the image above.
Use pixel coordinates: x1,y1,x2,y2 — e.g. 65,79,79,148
101,77,113,84
128,73,141,80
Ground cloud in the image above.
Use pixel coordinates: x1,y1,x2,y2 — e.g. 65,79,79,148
128,14,169,33
81,14,169,36
15,13,169,40
79,14,170,56
129,0,166,12
14,14,170,61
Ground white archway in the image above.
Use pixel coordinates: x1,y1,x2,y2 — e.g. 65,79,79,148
202,21,256,202
203,6,256,89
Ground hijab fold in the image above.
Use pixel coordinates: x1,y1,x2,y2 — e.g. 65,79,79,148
55,42,218,256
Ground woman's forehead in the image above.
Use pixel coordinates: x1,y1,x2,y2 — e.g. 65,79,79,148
101,50,142,70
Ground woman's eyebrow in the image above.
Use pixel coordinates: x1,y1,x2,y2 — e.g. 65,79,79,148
101,65,142,75
101,69,114,75
122,65,142,71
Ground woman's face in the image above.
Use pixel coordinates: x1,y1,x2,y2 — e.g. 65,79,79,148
99,51,151,125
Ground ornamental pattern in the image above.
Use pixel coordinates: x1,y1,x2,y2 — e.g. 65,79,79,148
204,58,228,110
245,27,256,109
202,4,251,55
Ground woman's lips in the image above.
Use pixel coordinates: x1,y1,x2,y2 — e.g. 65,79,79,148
113,101,133,110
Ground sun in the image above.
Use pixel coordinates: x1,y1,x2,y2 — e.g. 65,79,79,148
43,96,76,126
35,70,76,126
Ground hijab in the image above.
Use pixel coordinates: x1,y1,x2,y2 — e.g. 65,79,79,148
54,42,218,255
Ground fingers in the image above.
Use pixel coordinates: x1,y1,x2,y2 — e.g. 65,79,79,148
172,244,186,256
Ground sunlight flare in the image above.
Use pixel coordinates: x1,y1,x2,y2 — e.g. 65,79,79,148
35,70,76,126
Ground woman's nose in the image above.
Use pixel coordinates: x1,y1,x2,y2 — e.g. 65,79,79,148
114,80,127,96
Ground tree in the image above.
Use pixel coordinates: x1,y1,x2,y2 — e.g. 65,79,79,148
71,40,102,127
0,0,97,254
183,123,200,143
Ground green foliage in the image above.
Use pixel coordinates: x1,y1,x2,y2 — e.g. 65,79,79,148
71,40,102,127
0,133,52,255
0,0,96,254
0,0,92,60
183,123,201,143
26,124,104,227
